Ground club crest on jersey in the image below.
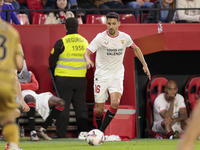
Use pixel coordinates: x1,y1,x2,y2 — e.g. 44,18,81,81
175,103,178,108
121,40,125,45
157,106,160,110
104,41,109,45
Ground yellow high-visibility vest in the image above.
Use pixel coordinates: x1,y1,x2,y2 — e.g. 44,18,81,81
55,34,88,77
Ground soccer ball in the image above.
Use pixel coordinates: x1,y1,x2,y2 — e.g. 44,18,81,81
86,129,105,146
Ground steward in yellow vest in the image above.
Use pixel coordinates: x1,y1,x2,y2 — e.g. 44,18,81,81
49,17,89,138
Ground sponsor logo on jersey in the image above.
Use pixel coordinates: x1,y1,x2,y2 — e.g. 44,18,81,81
104,41,109,45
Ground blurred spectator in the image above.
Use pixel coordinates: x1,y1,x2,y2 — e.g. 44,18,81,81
16,0,31,23
74,0,100,23
122,0,153,19
144,0,175,23
45,0,74,24
4,0,20,14
94,0,135,15
68,0,76,8
76,0,100,15
0,0,21,24
41,0,52,14
173,0,200,23
67,0,85,17
46,0,55,8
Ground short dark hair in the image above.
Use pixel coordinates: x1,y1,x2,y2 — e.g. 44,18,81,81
65,17,78,31
106,12,119,21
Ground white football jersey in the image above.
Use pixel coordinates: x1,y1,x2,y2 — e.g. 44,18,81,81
87,30,135,81
152,93,186,131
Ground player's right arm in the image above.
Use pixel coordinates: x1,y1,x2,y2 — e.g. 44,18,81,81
84,50,94,69
84,33,101,69
159,99,174,119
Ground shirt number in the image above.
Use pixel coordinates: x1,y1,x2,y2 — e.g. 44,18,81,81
0,35,7,60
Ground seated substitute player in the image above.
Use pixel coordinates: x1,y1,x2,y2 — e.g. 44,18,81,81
18,70,65,141
0,2,24,149
152,80,188,139
84,12,151,133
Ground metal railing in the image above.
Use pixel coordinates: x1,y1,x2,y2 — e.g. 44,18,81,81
1,7,200,23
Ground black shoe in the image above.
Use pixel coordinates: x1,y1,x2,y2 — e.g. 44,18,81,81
174,131,179,139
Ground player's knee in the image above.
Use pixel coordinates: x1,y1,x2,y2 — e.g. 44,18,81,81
57,99,65,107
96,107,104,115
24,94,36,103
111,101,119,109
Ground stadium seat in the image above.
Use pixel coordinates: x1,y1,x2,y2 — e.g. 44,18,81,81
85,14,106,24
119,14,137,24
32,14,47,24
137,13,148,23
16,14,30,25
146,75,168,138
185,75,200,116
77,16,83,24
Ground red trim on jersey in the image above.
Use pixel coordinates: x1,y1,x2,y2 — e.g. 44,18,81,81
55,106,64,111
27,102,36,108
86,48,93,54
158,109,166,113
106,30,119,38
129,42,136,49
164,94,170,103
179,106,186,109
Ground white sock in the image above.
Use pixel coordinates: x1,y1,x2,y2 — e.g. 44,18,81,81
169,135,174,140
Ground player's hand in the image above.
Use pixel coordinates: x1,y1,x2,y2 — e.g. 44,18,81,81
86,60,94,69
163,117,173,124
21,101,30,112
143,66,151,80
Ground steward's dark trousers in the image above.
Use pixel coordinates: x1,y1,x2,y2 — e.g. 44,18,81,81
55,76,88,138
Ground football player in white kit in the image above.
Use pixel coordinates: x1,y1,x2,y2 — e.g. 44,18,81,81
153,80,188,139
84,12,151,133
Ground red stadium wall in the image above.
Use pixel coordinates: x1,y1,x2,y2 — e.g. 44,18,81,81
14,24,200,106
14,24,200,138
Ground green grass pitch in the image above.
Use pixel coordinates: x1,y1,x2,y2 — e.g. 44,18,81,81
1,138,200,150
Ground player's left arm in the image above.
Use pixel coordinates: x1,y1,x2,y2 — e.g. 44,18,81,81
132,46,151,80
172,108,187,123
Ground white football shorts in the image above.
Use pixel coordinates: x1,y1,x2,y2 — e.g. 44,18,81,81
153,120,184,134
94,78,123,103
22,90,53,120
